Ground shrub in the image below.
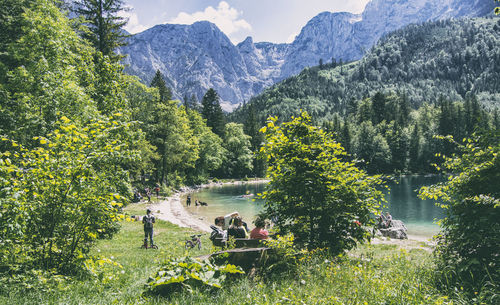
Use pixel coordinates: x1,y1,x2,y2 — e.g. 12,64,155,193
259,112,385,254
0,116,138,274
419,132,500,293
145,256,244,296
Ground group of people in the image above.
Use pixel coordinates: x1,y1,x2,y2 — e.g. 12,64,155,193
215,211,269,240
133,184,161,203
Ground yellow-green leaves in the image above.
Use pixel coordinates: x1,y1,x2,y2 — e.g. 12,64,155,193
260,111,385,254
0,115,139,273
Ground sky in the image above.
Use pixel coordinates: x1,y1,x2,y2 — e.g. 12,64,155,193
121,0,371,44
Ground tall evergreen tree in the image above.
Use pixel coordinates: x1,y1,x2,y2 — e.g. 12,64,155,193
341,121,351,154
372,92,386,125
409,123,421,173
244,104,265,176
73,0,128,61
201,88,225,137
150,70,172,102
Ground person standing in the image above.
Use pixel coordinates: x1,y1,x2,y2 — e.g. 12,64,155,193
154,183,160,197
143,209,155,247
145,187,151,202
186,195,191,206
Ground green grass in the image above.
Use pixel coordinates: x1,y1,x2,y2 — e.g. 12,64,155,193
0,203,489,304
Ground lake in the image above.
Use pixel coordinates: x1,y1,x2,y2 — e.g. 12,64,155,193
186,176,445,238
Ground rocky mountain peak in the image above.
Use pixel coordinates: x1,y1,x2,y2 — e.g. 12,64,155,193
120,0,495,109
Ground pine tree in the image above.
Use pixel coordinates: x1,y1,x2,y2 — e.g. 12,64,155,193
73,0,129,61
201,88,225,137
372,92,386,125
409,123,421,173
150,70,172,102
341,121,351,154
244,104,265,177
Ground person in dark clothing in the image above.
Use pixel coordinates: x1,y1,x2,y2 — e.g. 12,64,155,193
227,217,247,239
143,209,155,246
186,195,191,206
145,187,151,202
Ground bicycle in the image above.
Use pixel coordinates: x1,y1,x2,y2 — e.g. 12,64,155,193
185,234,202,250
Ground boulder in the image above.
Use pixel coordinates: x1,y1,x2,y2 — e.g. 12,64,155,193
377,219,408,239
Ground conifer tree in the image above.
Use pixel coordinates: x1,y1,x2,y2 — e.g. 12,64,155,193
150,70,172,102
201,88,225,137
409,123,421,173
341,121,351,154
73,0,128,61
372,92,386,125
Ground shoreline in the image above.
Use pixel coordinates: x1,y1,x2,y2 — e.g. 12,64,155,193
150,179,269,233
150,179,436,245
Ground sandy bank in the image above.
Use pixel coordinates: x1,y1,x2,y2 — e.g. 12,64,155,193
150,179,269,233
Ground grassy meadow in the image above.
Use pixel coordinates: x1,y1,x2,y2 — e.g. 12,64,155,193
0,203,485,305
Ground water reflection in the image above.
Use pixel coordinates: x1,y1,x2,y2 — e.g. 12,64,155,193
187,176,444,238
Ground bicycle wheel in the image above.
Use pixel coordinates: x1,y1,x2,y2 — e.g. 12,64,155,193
185,240,193,249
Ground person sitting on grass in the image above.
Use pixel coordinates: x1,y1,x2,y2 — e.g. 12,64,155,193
228,216,247,239
250,217,269,240
143,209,155,247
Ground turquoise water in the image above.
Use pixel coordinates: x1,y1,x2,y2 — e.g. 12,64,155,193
186,176,444,238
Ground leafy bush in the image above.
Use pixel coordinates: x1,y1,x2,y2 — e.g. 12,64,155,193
260,112,385,254
261,233,303,277
145,256,244,296
0,116,138,274
419,132,500,294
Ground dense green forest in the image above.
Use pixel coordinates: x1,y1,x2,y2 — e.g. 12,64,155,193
233,18,500,122
0,0,253,276
233,17,500,174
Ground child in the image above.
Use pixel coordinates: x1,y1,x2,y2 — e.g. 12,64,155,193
143,209,155,247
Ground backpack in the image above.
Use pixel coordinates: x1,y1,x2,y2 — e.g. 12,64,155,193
144,215,154,229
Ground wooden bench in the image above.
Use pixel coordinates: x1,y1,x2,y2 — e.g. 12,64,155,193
196,247,271,273
212,238,263,248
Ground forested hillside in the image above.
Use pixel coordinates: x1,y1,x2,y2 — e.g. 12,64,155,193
232,18,500,123
233,18,500,175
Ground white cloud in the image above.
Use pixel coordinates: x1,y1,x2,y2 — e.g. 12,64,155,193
167,1,252,40
119,5,147,34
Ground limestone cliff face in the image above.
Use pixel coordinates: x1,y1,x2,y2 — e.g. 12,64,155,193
120,0,494,109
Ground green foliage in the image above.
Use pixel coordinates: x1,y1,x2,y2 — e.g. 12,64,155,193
150,70,172,102
148,100,199,186
220,122,253,178
260,112,385,253
186,110,226,184
230,18,499,175
0,115,139,274
145,256,244,296
260,233,306,277
232,18,500,124
419,132,500,294
73,0,129,62
201,88,226,138
0,0,98,144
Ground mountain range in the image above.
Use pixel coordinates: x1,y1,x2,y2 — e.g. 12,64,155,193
120,0,494,110
230,17,500,124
